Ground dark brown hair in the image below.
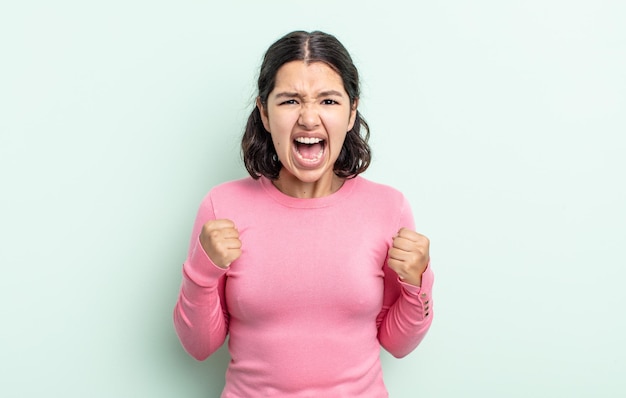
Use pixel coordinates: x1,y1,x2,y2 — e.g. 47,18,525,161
241,30,371,180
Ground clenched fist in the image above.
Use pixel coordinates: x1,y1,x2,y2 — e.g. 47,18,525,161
387,228,430,287
199,219,242,269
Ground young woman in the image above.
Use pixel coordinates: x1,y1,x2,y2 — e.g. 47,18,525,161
174,30,434,397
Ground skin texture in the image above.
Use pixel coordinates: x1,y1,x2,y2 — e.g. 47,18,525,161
199,219,241,269
199,61,429,285
388,228,430,287
258,60,357,199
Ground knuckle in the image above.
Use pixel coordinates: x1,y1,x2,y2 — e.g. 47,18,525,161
201,223,212,235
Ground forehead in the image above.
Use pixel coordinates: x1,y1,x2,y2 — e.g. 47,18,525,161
272,61,345,94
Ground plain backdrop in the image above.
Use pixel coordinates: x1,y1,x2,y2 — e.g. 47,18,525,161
1,1,625,397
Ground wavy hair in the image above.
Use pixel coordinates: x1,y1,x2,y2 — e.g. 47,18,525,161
241,30,371,180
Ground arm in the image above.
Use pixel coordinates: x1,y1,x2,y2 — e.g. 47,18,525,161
376,263,434,358
173,195,230,360
376,196,435,358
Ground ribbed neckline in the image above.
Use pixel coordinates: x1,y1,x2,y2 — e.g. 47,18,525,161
259,176,358,209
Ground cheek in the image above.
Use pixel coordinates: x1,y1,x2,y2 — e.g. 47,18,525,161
268,119,294,151
269,132,286,153
326,130,348,156
326,116,351,145
333,133,349,150
268,110,297,133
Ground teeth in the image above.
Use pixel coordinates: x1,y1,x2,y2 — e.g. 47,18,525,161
295,137,323,144
295,147,324,161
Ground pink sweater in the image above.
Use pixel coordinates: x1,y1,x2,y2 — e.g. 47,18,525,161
174,176,434,397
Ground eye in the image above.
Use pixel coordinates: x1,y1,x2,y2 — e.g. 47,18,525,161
279,99,298,105
322,99,339,105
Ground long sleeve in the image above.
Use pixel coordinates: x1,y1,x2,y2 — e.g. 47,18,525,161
172,177,435,395
376,195,435,358
377,264,434,357
173,194,229,360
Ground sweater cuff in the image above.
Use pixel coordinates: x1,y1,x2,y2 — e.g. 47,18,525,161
399,263,434,297
398,264,434,319
183,237,228,288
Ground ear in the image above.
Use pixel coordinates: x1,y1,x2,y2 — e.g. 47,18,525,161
347,98,359,131
256,97,271,132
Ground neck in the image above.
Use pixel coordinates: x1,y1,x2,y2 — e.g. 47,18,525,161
272,170,345,199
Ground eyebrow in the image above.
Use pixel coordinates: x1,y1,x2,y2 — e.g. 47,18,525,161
273,90,345,99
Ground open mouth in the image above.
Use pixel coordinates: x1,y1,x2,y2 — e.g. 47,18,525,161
293,137,326,163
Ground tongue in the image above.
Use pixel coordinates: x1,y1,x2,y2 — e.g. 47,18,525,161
297,142,323,159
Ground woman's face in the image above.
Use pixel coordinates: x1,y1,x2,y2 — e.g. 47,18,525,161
258,60,357,196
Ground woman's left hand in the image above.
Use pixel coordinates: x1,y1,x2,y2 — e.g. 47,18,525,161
387,228,430,287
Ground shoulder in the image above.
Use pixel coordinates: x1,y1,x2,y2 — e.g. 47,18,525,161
351,176,415,231
196,177,265,219
208,177,260,197
199,177,261,208
352,176,407,205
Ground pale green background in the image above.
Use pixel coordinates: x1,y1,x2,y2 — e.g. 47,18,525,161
1,1,625,397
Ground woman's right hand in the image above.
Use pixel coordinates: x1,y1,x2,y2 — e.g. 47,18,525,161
199,219,242,269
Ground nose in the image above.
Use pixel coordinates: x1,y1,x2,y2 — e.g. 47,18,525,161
298,104,320,129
